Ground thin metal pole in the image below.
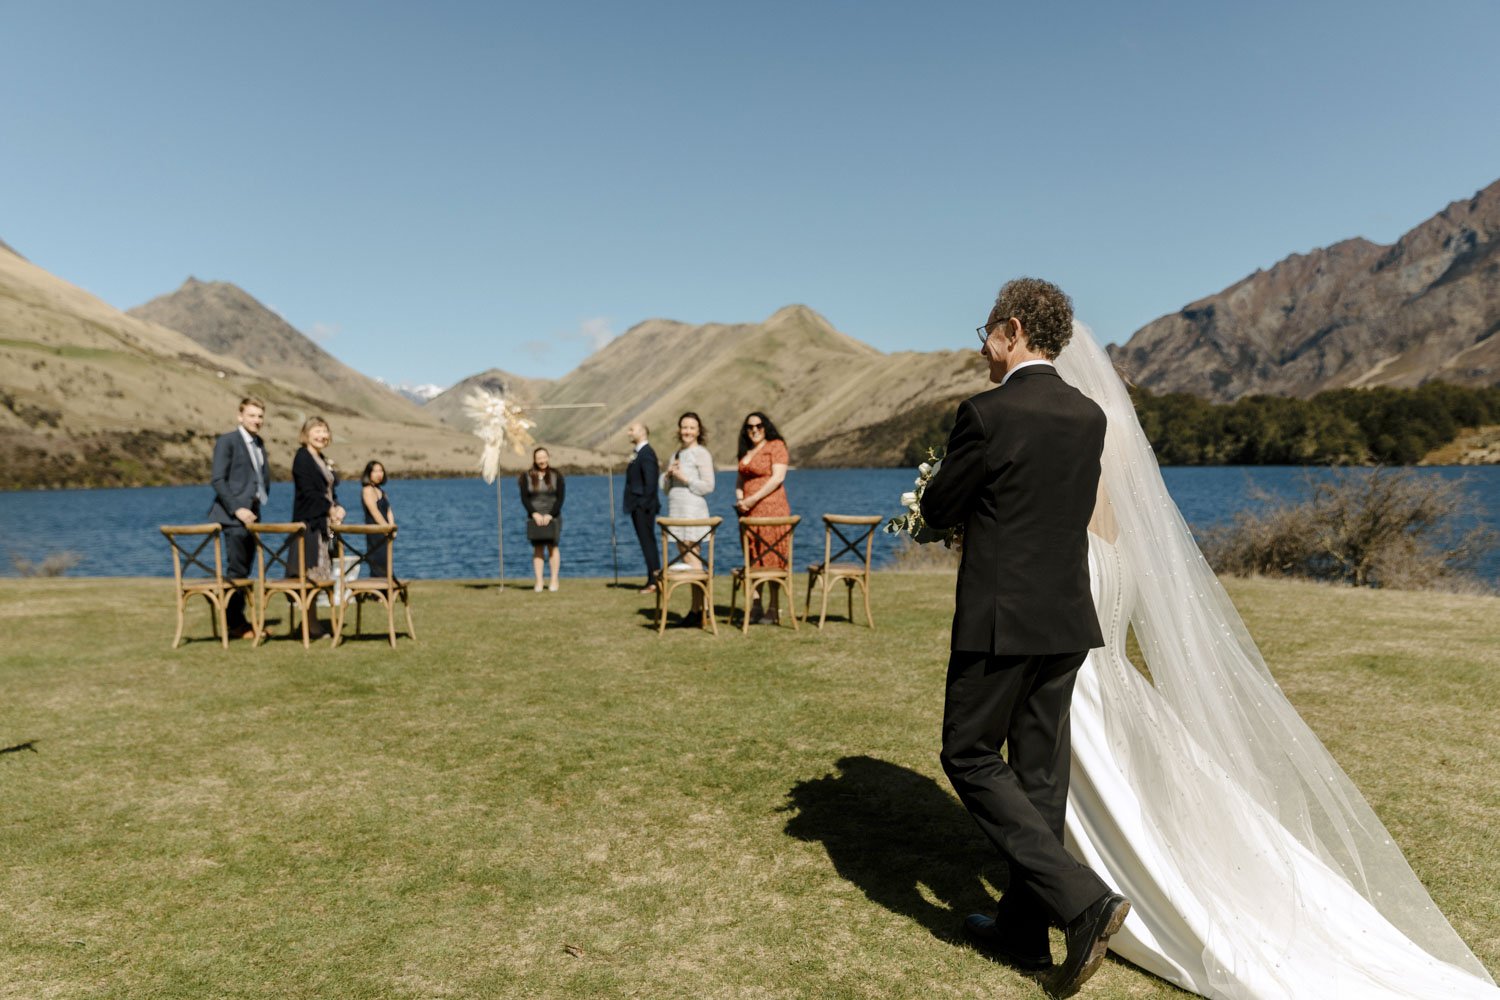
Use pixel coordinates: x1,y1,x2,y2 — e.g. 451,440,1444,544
608,463,618,586
496,476,504,591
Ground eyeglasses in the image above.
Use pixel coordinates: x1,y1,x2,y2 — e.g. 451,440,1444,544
976,316,1009,345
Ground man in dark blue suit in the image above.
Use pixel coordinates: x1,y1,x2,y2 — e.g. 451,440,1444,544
623,421,661,593
207,396,272,637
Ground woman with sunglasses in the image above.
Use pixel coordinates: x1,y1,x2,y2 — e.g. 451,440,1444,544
734,411,791,624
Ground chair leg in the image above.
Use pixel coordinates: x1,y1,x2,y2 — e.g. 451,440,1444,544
403,591,416,641
818,575,831,629
171,594,186,649
784,577,799,630
805,571,815,620
846,578,855,622
356,597,363,635
330,594,345,648
385,596,397,648
729,573,741,630
862,576,875,629
254,590,270,647
299,595,311,649
704,581,718,636
657,580,670,634
216,595,231,649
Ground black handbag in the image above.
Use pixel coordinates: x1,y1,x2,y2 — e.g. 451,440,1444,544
526,517,560,543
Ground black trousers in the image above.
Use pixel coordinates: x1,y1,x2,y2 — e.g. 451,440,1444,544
630,508,660,577
222,522,254,629
940,649,1108,926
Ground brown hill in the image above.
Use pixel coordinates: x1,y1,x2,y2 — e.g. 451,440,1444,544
128,279,428,424
1111,178,1500,401
506,305,988,467
0,250,601,489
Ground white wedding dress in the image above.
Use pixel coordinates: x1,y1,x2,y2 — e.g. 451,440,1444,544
1051,326,1498,1000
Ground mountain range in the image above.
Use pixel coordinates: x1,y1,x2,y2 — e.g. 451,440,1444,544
4,176,1497,489
1110,178,1500,401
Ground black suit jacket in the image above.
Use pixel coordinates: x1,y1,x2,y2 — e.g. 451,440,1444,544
290,446,339,524
207,428,271,526
921,366,1106,655
624,443,660,514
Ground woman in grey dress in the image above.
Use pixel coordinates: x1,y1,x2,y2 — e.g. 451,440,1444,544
660,411,715,625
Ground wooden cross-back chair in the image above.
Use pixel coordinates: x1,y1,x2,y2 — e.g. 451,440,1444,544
247,522,334,648
329,524,415,647
159,523,250,648
805,514,883,629
655,516,723,635
728,515,801,633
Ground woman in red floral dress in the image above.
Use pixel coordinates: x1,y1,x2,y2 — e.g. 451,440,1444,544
735,411,792,624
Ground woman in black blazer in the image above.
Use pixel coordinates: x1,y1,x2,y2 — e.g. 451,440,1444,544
290,416,345,637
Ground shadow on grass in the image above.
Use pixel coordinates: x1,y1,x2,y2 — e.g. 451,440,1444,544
781,755,1002,942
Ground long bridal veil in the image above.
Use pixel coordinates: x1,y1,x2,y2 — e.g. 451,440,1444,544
1053,323,1495,992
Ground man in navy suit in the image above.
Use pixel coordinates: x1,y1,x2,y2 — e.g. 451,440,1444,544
922,279,1129,998
207,396,271,637
623,421,661,593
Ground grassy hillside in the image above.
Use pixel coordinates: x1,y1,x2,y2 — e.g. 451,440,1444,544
1,574,1495,998
524,305,988,466
0,245,605,487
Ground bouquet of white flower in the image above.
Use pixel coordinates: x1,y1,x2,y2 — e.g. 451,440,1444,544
884,449,963,548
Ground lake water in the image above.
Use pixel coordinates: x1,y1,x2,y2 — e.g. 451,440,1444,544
2,466,1498,586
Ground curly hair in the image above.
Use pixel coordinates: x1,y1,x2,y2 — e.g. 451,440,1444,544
992,277,1074,359
736,411,785,459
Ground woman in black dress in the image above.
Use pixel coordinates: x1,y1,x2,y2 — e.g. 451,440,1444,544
290,416,344,638
518,447,564,592
360,460,396,581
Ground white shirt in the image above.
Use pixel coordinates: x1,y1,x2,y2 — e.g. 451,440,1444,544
633,440,648,455
238,426,268,505
1001,359,1056,386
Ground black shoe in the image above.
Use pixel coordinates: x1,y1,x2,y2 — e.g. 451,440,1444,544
1048,893,1130,999
680,610,703,628
963,913,1052,972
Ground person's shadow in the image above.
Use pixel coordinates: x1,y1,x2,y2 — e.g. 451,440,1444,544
781,755,1006,942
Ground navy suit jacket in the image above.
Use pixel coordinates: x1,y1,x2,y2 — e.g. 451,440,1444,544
921,367,1106,656
207,428,271,526
624,442,660,514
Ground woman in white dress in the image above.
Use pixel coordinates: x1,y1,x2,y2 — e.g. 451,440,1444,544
661,411,715,626
1050,324,1498,999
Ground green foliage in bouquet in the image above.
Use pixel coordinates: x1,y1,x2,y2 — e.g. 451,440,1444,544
885,449,964,548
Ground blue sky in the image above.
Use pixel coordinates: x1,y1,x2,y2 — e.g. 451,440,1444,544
3,1,1497,387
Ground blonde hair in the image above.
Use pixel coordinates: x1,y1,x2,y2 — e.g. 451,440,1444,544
239,396,266,412
298,416,332,446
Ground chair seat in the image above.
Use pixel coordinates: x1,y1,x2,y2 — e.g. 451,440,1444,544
808,562,868,577
345,578,402,592
263,578,332,593
662,568,711,581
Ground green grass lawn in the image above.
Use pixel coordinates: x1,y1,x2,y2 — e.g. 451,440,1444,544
2,574,1497,999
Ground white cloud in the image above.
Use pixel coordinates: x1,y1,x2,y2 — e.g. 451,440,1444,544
517,317,616,362
308,321,342,342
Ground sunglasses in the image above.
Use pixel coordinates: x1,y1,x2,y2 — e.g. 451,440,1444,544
744,421,764,430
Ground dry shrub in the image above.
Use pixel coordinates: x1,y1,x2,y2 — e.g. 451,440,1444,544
1201,469,1495,593
886,537,961,572
11,551,83,577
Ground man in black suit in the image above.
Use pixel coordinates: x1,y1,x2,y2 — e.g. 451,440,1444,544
922,278,1129,999
207,396,272,638
624,421,661,593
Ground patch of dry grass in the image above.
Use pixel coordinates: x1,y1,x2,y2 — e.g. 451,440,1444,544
0,574,1495,998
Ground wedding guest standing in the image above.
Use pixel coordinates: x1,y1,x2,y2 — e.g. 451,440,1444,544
289,416,344,639
623,422,661,593
661,412,715,627
360,460,396,581
207,396,271,639
519,446,565,592
735,411,791,625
